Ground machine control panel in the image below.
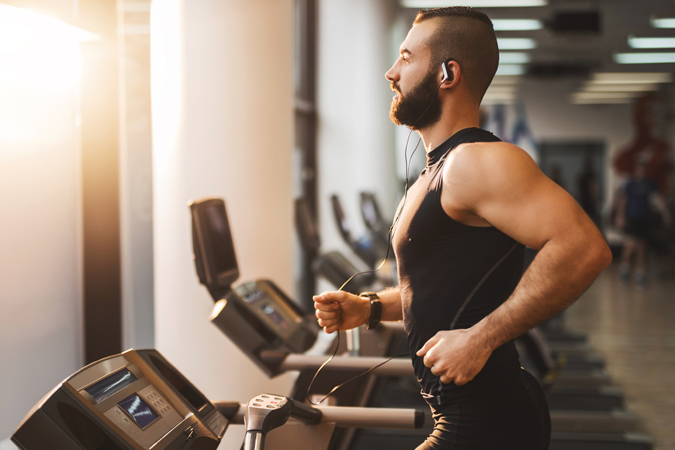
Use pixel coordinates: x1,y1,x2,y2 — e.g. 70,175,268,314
210,279,319,377
12,349,228,450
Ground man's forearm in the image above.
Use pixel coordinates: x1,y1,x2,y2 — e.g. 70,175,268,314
377,287,404,322
473,237,611,351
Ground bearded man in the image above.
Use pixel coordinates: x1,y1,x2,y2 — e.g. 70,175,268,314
314,7,611,449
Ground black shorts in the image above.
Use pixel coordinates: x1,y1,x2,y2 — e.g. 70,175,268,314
415,368,551,450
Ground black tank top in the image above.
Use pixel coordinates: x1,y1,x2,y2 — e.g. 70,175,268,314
393,127,524,405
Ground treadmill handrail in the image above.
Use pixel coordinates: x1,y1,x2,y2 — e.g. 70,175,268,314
228,401,426,429
277,354,414,377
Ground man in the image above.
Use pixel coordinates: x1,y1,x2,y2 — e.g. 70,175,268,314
616,159,671,284
314,7,611,449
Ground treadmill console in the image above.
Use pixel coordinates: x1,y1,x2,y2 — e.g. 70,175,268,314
210,279,318,377
12,349,229,450
189,196,319,376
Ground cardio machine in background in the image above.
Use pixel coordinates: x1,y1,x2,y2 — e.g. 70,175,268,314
294,197,377,295
189,197,403,366
359,191,393,251
329,194,396,286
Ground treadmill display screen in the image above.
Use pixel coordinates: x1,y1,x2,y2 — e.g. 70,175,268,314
85,369,137,403
205,203,238,278
118,394,159,429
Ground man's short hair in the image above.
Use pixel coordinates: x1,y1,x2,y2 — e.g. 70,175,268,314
414,7,499,104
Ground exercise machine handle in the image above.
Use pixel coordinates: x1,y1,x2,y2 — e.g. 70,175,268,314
244,394,322,450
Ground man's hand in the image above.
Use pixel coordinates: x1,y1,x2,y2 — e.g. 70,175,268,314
416,328,493,385
313,291,369,333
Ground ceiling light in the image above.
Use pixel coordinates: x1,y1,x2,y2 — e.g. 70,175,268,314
401,0,547,7
628,36,675,49
650,16,675,29
483,98,516,105
571,92,637,105
482,91,517,105
483,93,517,102
582,83,657,92
571,98,633,105
590,72,672,84
573,92,640,100
486,85,517,94
500,52,531,64
491,75,521,85
492,19,543,31
498,38,537,50
614,52,675,64
496,65,526,76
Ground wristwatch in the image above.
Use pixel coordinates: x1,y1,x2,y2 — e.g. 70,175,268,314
360,292,382,330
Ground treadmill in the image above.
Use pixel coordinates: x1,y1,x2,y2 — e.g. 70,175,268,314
329,194,394,285
359,191,393,250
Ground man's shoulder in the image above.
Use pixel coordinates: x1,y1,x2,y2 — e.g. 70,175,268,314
445,141,534,180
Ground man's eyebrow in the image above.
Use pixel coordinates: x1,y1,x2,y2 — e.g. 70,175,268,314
400,47,412,56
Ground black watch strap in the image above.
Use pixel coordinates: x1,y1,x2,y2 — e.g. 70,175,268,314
360,292,382,330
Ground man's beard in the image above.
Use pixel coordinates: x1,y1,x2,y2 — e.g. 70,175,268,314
389,69,441,130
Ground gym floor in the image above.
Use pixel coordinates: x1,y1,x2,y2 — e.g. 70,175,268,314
565,263,675,450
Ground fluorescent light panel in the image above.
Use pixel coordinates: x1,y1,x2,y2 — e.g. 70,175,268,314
484,92,516,100
628,36,675,49
401,0,547,7
492,19,543,31
651,17,675,29
500,52,531,64
614,52,675,64
582,83,657,92
492,75,521,85
573,92,639,100
496,65,526,76
590,72,672,84
498,38,537,50
483,91,516,105
483,98,516,105
492,19,544,31
486,85,517,94
572,98,633,105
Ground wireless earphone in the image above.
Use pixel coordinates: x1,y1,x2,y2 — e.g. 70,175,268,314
441,58,455,84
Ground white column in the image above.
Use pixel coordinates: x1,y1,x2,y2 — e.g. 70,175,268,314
151,1,295,447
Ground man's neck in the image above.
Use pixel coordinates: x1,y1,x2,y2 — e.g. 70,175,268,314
418,110,480,154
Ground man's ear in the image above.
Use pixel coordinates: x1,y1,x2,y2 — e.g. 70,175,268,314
440,58,460,89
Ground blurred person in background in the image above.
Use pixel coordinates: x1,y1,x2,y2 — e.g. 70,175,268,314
615,159,671,284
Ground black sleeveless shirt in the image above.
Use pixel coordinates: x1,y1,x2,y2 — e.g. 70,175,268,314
393,128,525,405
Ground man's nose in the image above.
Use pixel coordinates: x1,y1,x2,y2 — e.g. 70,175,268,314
385,63,398,82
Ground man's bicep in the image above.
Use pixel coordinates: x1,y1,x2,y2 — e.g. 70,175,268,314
474,154,592,251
